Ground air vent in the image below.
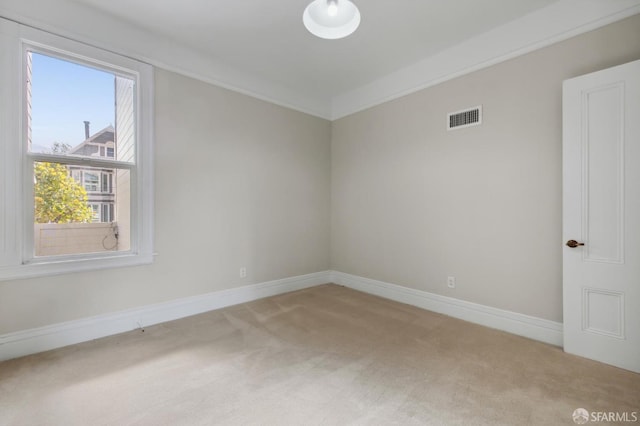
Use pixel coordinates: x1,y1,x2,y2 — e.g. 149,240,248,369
447,106,482,130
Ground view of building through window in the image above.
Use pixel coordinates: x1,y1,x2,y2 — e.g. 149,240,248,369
28,52,135,257
67,124,116,223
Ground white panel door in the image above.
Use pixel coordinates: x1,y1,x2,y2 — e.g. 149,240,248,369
563,59,640,373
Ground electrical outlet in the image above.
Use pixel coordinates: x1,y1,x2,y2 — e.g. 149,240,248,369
239,267,247,278
447,276,456,288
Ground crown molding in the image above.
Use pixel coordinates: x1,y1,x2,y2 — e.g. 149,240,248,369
331,0,640,120
0,0,333,119
1,0,638,121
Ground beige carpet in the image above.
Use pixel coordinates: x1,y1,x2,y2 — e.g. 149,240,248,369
1,284,638,425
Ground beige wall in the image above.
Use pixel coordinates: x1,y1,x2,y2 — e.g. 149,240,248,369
1,14,638,336
331,14,640,323
0,69,331,334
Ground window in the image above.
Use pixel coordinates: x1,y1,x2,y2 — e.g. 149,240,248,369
0,18,154,280
101,203,115,223
101,172,113,194
84,172,100,192
89,204,100,222
70,169,114,194
86,203,115,223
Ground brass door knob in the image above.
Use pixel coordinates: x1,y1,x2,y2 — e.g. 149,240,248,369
566,240,585,248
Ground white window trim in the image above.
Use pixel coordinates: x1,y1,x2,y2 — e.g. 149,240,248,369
0,18,154,281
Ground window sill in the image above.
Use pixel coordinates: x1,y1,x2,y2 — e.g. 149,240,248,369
0,252,155,281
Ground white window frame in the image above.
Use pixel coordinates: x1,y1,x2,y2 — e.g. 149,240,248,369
0,18,154,280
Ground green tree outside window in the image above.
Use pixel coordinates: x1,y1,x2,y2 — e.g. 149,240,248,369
34,142,93,223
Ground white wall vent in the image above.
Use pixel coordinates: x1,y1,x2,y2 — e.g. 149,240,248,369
447,105,482,130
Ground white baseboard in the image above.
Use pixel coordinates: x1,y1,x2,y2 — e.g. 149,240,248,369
0,270,563,361
0,270,331,361
330,271,563,347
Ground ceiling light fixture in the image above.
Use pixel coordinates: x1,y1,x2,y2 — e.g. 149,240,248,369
303,0,361,40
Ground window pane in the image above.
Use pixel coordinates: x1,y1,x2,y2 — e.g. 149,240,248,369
33,162,131,256
90,204,100,221
84,172,99,192
27,52,135,163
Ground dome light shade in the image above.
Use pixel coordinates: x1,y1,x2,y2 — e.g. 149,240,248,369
303,0,361,40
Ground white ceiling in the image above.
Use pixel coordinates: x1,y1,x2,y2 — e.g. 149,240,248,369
70,0,557,97
3,0,640,118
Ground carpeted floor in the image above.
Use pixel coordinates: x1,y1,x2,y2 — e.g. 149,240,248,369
0,284,638,425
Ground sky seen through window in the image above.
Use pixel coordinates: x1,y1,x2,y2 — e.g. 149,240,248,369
30,53,115,153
